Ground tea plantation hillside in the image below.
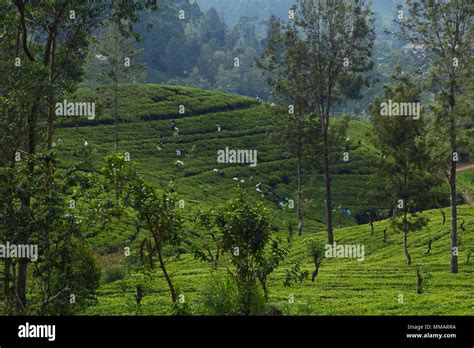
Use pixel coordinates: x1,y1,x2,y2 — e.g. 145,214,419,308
84,205,474,316
55,84,381,250
54,84,474,315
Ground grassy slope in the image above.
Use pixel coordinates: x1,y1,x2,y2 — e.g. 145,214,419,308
85,205,474,316
55,84,474,315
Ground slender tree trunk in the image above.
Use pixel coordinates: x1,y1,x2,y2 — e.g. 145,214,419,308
114,74,119,201
16,260,27,310
426,240,432,255
3,259,12,307
3,259,10,296
114,23,120,201
152,235,176,303
449,165,458,273
296,154,303,236
240,280,252,315
157,249,176,303
114,63,119,153
41,25,58,314
322,115,334,244
259,276,268,301
311,261,320,282
27,102,38,163
146,239,154,269
114,21,120,153
46,29,57,151
448,84,458,274
403,210,411,266
368,212,374,235
416,265,423,294
15,99,39,312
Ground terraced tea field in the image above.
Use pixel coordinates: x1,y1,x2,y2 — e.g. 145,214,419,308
54,84,474,315
84,205,474,316
56,84,380,248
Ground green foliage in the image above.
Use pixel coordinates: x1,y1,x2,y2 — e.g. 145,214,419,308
126,180,184,249
135,0,272,98
83,205,474,316
171,300,193,316
284,262,309,287
31,239,102,315
368,70,441,265
368,70,441,213
307,240,325,263
1,46,469,317
307,239,325,281
57,84,254,127
102,153,138,200
196,190,289,314
102,264,128,284
123,171,184,304
191,211,222,269
200,271,240,315
391,214,430,236
216,190,271,259
84,20,147,88
0,153,103,314
52,83,461,245
260,0,376,243
395,0,474,273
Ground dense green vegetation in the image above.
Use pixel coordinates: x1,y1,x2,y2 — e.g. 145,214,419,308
196,0,399,30
55,85,382,248
0,0,472,319
98,0,412,106
50,84,474,315
85,204,474,316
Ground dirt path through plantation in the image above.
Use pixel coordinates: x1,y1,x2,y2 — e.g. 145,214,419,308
457,162,474,204
457,162,474,173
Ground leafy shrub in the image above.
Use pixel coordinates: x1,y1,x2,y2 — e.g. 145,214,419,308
200,271,268,316
171,300,192,316
201,272,240,315
307,240,326,282
102,264,127,284
284,262,309,287
245,283,267,316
